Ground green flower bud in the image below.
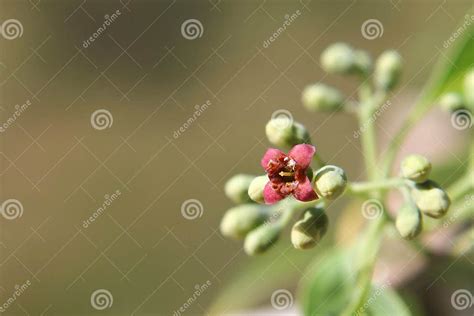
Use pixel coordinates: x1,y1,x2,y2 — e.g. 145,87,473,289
320,43,355,75
248,175,268,204
291,207,329,249
220,204,269,239
439,93,465,112
354,50,372,74
464,68,474,109
265,119,310,148
395,203,422,240
244,223,281,255
411,181,450,219
313,165,347,200
374,50,402,91
400,154,432,183
301,84,345,112
224,174,254,203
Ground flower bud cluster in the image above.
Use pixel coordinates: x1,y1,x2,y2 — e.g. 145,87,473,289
395,155,450,239
304,43,403,114
222,159,344,254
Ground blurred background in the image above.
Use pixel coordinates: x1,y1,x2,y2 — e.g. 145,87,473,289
0,0,472,315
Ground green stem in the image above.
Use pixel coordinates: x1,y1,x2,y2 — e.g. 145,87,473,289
341,213,387,316
448,174,473,202
447,142,474,202
342,86,389,315
347,178,406,195
380,120,412,177
358,107,379,180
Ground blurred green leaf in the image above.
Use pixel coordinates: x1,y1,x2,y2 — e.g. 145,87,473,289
207,242,326,315
300,248,412,316
300,248,355,316
414,9,474,114
366,286,411,316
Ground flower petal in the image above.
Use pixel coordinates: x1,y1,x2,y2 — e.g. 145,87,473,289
293,177,318,202
288,144,315,169
261,148,285,169
263,182,284,204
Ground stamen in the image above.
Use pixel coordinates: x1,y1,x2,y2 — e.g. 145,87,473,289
279,171,294,177
287,159,296,169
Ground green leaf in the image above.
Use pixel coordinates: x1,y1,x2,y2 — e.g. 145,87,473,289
412,9,474,116
300,248,356,316
300,248,412,316
366,286,411,316
207,243,326,315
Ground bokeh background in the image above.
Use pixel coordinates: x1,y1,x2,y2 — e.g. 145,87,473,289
0,0,472,315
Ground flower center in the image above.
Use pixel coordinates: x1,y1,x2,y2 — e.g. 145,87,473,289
266,156,304,196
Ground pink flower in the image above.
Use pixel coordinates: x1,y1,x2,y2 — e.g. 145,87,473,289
261,144,318,204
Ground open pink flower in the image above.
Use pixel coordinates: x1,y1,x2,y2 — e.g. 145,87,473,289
261,144,318,204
